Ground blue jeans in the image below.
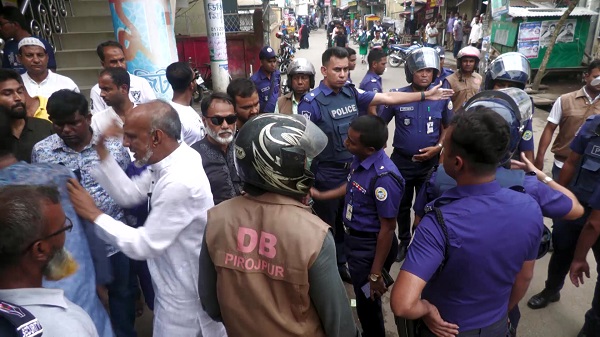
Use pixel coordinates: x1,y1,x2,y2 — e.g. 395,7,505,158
108,252,137,337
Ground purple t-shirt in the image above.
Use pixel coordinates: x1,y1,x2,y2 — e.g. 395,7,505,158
403,181,543,331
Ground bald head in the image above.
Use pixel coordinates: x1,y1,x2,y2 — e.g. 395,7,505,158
129,100,182,141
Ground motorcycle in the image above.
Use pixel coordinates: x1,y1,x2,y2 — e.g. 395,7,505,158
276,32,296,73
388,42,423,68
189,57,211,103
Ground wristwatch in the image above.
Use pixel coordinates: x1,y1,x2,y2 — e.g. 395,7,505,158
369,273,381,282
542,176,553,184
437,143,443,148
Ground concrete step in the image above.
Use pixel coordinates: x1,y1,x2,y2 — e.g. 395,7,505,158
57,66,101,88
55,49,100,68
57,31,115,50
70,0,111,17
64,16,113,33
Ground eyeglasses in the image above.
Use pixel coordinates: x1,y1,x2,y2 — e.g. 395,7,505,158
207,114,237,125
23,217,74,253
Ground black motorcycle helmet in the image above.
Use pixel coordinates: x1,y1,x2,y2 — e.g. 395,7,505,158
234,114,327,197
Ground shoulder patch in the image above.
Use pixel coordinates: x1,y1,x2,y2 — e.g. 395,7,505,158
448,100,453,110
522,130,533,141
375,187,388,201
301,110,312,119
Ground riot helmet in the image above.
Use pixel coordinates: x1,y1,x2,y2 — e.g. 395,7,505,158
433,45,445,59
404,47,440,83
234,114,328,197
464,88,533,165
456,46,481,70
484,52,531,90
287,58,316,90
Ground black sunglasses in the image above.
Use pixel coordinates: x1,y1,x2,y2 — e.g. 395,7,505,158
23,217,74,253
208,114,237,125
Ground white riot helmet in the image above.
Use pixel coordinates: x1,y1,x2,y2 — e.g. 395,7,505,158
287,58,316,89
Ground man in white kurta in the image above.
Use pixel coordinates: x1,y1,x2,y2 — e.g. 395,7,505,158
67,101,226,337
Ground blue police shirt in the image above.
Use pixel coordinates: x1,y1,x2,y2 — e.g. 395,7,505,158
569,115,600,204
299,81,375,123
413,167,573,219
519,119,535,152
570,114,600,155
434,67,454,89
250,67,281,113
346,73,352,85
403,181,543,331
359,71,383,116
380,84,453,156
2,37,57,74
343,150,405,232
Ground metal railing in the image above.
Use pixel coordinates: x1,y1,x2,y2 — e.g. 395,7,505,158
224,13,254,32
20,0,72,52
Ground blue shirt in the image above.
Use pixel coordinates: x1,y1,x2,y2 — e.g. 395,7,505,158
403,181,543,331
570,114,600,155
2,37,57,74
413,167,573,219
380,84,453,156
359,71,383,116
31,133,131,255
434,67,454,88
0,162,114,337
519,118,535,153
343,150,405,232
250,67,281,113
299,81,375,123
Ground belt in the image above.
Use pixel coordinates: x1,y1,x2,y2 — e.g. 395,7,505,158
344,226,379,239
318,161,352,169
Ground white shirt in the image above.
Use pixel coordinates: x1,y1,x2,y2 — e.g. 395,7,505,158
426,26,438,44
547,87,600,168
169,101,205,146
90,73,156,114
0,288,98,337
90,107,123,136
469,23,483,44
91,144,226,337
22,70,80,98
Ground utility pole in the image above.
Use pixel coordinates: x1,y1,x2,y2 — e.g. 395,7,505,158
204,0,231,92
263,0,272,46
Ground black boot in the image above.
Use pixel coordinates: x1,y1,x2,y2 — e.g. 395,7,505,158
527,289,560,309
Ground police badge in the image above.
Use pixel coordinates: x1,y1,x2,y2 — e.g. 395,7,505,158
404,118,411,126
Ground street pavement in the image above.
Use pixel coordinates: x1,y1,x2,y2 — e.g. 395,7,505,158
292,29,596,337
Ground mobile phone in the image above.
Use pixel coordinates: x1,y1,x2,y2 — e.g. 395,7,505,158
361,269,395,298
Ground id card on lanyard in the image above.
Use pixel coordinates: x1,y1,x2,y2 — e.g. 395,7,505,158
426,107,434,134
346,170,354,221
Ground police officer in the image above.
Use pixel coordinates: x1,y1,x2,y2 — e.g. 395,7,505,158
527,60,600,309
311,115,403,337
391,106,544,337
198,114,360,337
445,45,482,109
298,46,453,281
570,120,600,335
346,47,357,84
411,88,585,337
380,47,453,262
432,45,454,88
250,46,281,113
359,48,387,116
484,52,535,163
275,58,315,115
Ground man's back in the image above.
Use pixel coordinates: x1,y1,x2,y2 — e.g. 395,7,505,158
403,182,543,331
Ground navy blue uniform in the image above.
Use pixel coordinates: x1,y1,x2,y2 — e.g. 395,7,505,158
581,176,600,335
359,71,383,116
344,149,404,337
380,84,453,246
434,67,454,88
250,67,281,113
299,81,375,267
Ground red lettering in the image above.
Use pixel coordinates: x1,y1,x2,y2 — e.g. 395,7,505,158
236,256,245,268
237,227,258,253
224,253,234,265
259,231,278,258
245,258,254,269
274,266,284,277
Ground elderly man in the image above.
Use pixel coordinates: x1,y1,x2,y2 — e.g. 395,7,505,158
192,93,241,205
90,41,156,114
0,185,99,336
275,58,316,115
67,100,226,337
0,107,112,337
18,37,78,98
31,90,134,337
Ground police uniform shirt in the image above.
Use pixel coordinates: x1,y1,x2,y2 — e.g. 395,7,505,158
250,67,281,113
402,181,543,331
89,74,157,114
413,167,574,219
380,84,453,156
358,71,383,115
569,115,600,204
433,67,454,89
519,118,535,153
299,81,375,123
344,149,405,232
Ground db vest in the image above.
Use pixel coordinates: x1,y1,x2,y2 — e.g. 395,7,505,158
570,118,600,205
310,86,358,163
446,72,482,110
553,89,600,162
205,193,330,337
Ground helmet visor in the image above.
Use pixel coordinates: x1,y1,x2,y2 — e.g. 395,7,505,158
290,114,328,159
407,47,440,74
490,52,531,83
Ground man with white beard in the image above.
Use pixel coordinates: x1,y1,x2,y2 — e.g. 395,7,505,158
66,100,227,337
192,93,242,205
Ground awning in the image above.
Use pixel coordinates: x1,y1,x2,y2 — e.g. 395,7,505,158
508,6,597,17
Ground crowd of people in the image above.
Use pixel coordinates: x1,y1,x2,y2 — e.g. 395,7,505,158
2,4,600,337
